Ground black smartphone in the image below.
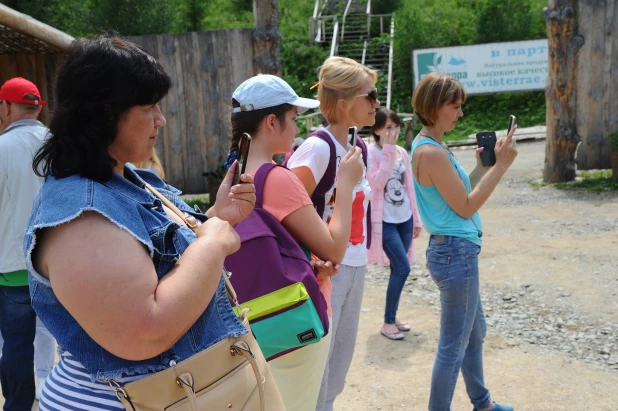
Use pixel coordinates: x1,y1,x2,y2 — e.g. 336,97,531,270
508,115,516,134
476,131,497,167
349,126,358,148
233,133,252,185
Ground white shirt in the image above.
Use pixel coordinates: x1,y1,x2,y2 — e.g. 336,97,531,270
0,120,47,273
287,129,371,267
380,153,412,224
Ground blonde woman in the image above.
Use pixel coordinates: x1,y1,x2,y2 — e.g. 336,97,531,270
133,148,165,179
287,56,379,411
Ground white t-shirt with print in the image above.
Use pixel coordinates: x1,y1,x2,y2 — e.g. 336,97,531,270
287,129,371,267
382,155,412,224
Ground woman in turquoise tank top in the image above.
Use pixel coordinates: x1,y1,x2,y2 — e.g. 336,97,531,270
411,73,518,411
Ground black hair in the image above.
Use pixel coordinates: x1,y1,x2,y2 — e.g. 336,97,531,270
229,99,293,153
33,35,171,181
370,108,402,142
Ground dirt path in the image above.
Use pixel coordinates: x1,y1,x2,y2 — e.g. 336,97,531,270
336,141,618,410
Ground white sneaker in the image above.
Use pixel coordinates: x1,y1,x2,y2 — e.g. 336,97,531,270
36,377,47,400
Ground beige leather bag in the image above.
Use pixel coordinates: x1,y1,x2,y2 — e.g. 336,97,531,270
108,183,285,411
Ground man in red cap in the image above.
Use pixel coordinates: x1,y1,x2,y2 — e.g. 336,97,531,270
0,77,56,409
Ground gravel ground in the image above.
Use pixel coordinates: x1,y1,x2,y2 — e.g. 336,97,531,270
336,141,618,410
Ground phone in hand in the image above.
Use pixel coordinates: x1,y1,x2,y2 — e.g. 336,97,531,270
508,115,516,134
233,133,252,185
476,131,497,167
349,126,358,149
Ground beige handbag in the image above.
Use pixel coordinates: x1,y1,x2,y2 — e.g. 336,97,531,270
108,183,285,411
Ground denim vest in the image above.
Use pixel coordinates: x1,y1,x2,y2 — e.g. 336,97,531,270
24,165,247,381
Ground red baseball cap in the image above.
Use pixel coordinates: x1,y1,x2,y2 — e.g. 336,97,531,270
0,77,46,106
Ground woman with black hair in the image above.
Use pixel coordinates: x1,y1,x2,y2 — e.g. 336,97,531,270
25,36,257,408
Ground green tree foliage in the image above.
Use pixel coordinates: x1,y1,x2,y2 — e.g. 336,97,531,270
7,0,551,140
381,0,548,139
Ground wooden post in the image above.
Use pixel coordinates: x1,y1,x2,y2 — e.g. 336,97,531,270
542,0,584,183
253,0,282,76
574,0,616,170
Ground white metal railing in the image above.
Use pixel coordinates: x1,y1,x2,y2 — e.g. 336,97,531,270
330,20,339,57
310,15,337,43
366,0,372,37
386,14,394,109
361,40,367,64
313,0,330,18
340,0,354,41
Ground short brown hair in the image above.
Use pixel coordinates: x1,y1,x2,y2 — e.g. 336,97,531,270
411,72,466,127
317,57,378,125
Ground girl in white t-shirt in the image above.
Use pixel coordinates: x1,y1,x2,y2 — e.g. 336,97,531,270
366,109,422,340
287,56,379,411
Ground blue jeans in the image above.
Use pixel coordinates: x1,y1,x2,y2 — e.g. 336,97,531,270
382,217,413,324
425,235,491,411
0,286,36,411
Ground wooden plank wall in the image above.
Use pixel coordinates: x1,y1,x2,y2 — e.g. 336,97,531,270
575,0,617,170
0,53,59,126
128,29,254,194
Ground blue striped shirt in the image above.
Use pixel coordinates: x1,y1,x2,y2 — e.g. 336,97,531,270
39,352,146,410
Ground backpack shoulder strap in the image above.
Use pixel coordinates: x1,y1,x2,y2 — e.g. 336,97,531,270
353,136,373,249
356,136,369,168
253,163,281,209
307,130,337,218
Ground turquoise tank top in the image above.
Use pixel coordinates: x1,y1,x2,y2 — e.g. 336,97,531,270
411,137,483,246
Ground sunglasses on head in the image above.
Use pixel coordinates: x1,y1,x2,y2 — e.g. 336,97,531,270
355,89,378,104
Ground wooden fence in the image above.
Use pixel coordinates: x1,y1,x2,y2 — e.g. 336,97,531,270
0,53,59,125
128,29,254,194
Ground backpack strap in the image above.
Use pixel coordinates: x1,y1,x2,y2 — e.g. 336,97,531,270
253,163,284,210
354,136,372,249
306,130,337,219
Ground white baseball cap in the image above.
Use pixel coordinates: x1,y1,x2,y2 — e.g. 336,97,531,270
232,74,320,114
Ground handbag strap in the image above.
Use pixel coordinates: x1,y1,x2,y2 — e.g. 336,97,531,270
143,182,240,306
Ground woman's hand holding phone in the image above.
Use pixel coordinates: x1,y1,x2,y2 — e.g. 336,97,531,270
207,160,256,225
494,124,518,170
337,147,364,189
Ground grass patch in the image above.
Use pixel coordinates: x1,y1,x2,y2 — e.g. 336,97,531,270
528,180,547,191
554,170,618,192
183,195,211,212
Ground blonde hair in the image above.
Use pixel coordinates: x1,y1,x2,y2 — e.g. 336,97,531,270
134,149,166,180
316,56,378,125
411,72,466,127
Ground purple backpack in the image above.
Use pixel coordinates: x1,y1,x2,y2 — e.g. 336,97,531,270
224,163,329,360
286,130,372,248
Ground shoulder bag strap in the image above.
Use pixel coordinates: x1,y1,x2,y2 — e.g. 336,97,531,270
143,182,240,306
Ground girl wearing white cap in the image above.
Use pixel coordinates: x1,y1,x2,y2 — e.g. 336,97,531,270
227,74,364,410
287,56,380,411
